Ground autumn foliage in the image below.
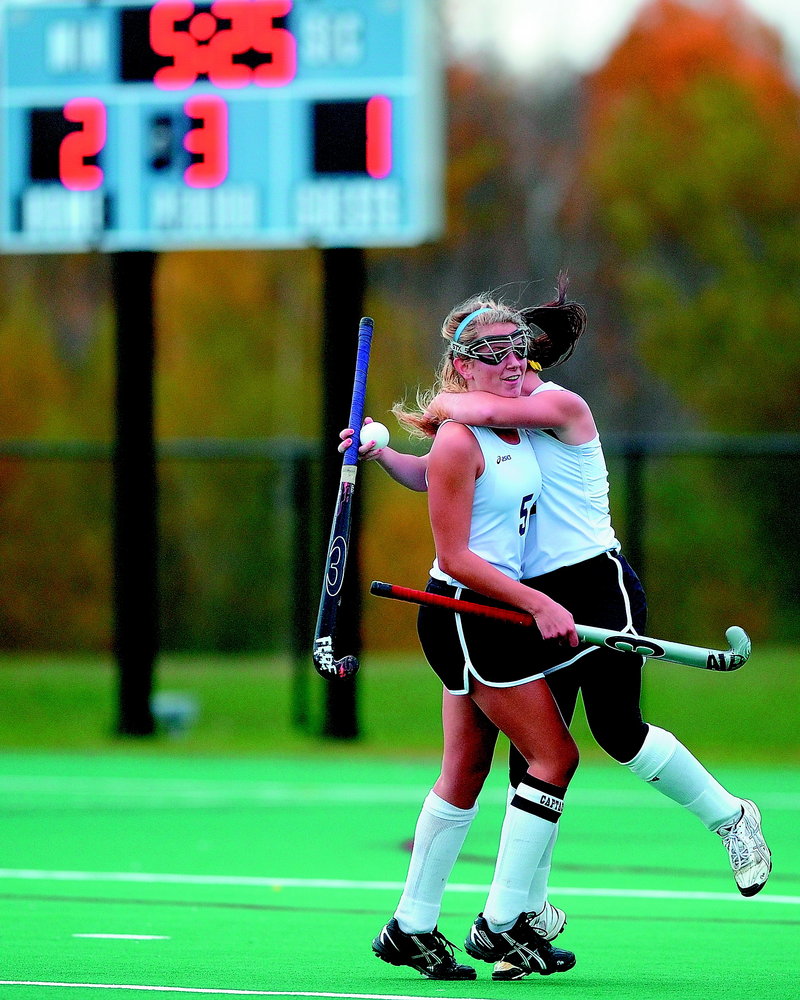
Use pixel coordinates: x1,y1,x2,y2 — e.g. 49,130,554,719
576,0,800,432
589,0,794,118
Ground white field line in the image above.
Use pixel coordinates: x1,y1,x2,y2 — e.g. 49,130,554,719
1,986,471,999
0,868,797,905
0,775,798,810
73,934,171,940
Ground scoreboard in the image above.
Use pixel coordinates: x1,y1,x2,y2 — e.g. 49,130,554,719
0,0,443,251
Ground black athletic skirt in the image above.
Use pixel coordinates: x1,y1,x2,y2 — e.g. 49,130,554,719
416,551,647,694
416,578,549,695
521,549,648,675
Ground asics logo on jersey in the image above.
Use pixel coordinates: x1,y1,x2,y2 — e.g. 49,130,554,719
496,454,512,464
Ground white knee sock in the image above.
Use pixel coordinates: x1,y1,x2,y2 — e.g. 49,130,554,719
625,725,741,831
484,775,565,932
526,823,557,915
394,790,478,933
502,784,557,916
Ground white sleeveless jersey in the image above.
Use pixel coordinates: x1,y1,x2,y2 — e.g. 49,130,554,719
430,423,542,587
522,382,619,579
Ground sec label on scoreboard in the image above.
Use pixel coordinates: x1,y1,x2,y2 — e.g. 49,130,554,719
0,0,443,251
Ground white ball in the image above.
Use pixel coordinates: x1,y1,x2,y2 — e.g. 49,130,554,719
360,421,390,450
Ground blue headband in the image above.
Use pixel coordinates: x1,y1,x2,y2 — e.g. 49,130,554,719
453,306,492,343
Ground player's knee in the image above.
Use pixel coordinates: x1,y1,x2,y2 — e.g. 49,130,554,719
458,763,491,803
436,758,491,807
536,733,579,786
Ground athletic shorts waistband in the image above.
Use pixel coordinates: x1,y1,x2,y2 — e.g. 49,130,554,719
522,548,623,587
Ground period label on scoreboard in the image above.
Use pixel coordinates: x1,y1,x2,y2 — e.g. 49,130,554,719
0,0,443,251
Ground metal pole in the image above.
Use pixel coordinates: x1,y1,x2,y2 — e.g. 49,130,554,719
111,250,158,737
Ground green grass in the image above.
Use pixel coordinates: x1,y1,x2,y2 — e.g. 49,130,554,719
0,643,797,762
0,751,797,1000
0,648,796,998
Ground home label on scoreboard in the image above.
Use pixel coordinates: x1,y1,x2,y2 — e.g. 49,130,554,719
0,0,443,251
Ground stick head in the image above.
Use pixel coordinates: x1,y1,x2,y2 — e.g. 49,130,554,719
312,636,360,679
331,654,359,680
706,626,751,670
725,626,751,668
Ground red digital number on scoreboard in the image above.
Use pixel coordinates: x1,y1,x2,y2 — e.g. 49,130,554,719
150,0,297,90
56,94,231,191
366,96,392,179
59,97,107,190
183,95,228,187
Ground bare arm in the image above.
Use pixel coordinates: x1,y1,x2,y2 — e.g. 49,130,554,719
429,386,596,445
428,423,578,644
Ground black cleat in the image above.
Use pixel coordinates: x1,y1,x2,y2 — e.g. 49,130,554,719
466,912,576,980
373,917,477,980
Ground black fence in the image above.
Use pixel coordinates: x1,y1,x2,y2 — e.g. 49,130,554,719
1,433,798,731
602,431,800,583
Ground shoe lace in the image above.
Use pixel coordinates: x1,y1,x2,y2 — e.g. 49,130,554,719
418,929,463,967
506,922,550,959
721,827,752,872
525,905,550,932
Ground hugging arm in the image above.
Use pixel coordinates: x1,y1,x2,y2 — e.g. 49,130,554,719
429,387,595,442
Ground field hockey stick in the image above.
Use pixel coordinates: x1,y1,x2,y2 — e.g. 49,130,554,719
312,317,374,680
369,581,751,672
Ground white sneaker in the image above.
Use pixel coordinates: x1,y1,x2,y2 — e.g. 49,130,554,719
718,799,772,896
528,901,567,941
492,903,567,979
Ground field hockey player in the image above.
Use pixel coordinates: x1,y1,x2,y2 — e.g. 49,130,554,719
342,276,771,978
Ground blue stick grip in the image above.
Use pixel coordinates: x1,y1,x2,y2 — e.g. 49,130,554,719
342,317,374,467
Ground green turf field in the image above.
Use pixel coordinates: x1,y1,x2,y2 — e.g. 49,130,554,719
0,750,797,1000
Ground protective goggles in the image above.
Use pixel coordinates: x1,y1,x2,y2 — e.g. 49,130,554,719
451,330,529,365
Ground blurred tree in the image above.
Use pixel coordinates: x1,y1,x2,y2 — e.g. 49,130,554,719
371,65,531,327
578,0,800,431
0,257,113,649
155,249,322,439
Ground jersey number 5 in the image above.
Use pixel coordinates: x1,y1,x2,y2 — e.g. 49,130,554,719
519,493,536,536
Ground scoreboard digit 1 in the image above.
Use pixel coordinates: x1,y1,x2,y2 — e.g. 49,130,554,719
0,0,443,251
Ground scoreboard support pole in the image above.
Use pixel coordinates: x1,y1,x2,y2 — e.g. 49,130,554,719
320,246,366,740
111,249,159,737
